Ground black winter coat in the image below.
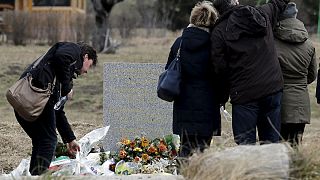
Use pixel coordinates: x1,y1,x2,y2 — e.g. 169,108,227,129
166,27,221,137
20,42,82,143
211,0,288,104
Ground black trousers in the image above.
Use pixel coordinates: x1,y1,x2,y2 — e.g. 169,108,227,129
179,134,212,157
15,103,57,175
281,123,305,147
232,91,282,145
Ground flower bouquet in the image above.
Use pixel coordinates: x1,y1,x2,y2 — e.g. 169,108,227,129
105,134,180,174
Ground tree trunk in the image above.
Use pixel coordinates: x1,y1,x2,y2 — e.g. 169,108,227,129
91,0,123,53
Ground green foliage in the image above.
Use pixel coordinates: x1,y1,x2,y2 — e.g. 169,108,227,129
99,152,109,165
157,0,199,30
304,0,319,12
304,0,319,26
55,142,68,158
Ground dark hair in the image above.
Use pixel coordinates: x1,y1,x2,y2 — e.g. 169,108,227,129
77,42,98,66
213,0,237,14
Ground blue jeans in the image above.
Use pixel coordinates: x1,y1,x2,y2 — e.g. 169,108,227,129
232,91,282,145
15,103,57,175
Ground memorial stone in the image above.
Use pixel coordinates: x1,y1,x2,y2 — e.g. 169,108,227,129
103,63,173,151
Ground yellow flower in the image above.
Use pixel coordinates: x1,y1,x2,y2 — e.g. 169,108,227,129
141,137,149,147
121,138,131,145
141,153,149,162
133,147,143,152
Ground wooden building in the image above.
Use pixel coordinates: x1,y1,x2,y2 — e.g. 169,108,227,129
0,0,88,42
0,0,86,12
0,0,14,11
14,0,86,14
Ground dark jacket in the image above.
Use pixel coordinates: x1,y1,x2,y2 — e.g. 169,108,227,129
166,27,221,137
20,42,82,143
275,18,317,124
211,0,288,104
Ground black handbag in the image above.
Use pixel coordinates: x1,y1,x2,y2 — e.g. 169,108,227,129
157,39,183,102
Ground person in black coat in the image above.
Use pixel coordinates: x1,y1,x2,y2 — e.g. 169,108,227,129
165,1,220,157
14,42,97,175
211,0,289,145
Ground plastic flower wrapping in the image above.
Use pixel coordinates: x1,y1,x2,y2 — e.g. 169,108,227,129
6,127,181,176
108,134,180,175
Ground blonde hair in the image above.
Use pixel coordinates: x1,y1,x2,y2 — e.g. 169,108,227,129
190,1,219,28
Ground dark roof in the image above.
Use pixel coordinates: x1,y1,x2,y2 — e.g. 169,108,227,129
0,0,14,5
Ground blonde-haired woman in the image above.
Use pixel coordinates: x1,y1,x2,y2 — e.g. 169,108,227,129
165,1,220,157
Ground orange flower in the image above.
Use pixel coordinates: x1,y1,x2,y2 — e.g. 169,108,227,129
121,138,131,145
158,143,167,152
141,153,149,162
119,150,127,159
130,141,136,148
147,145,157,154
141,137,149,147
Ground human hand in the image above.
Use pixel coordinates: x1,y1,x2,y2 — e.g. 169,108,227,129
67,89,73,100
67,140,80,158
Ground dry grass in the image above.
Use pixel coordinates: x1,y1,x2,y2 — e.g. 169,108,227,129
182,138,320,180
0,35,320,179
290,146,320,179
181,143,289,180
181,143,320,180
0,35,176,173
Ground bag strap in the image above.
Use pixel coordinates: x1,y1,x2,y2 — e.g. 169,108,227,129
31,43,60,70
29,51,56,91
48,77,56,93
32,54,45,69
176,39,183,58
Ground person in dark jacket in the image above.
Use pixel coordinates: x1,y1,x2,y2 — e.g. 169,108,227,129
275,3,317,147
165,1,220,157
14,42,97,175
211,0,289,145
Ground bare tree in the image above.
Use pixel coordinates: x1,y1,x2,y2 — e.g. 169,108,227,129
110,0,139,39
91,0,123,53
136,0,157,37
